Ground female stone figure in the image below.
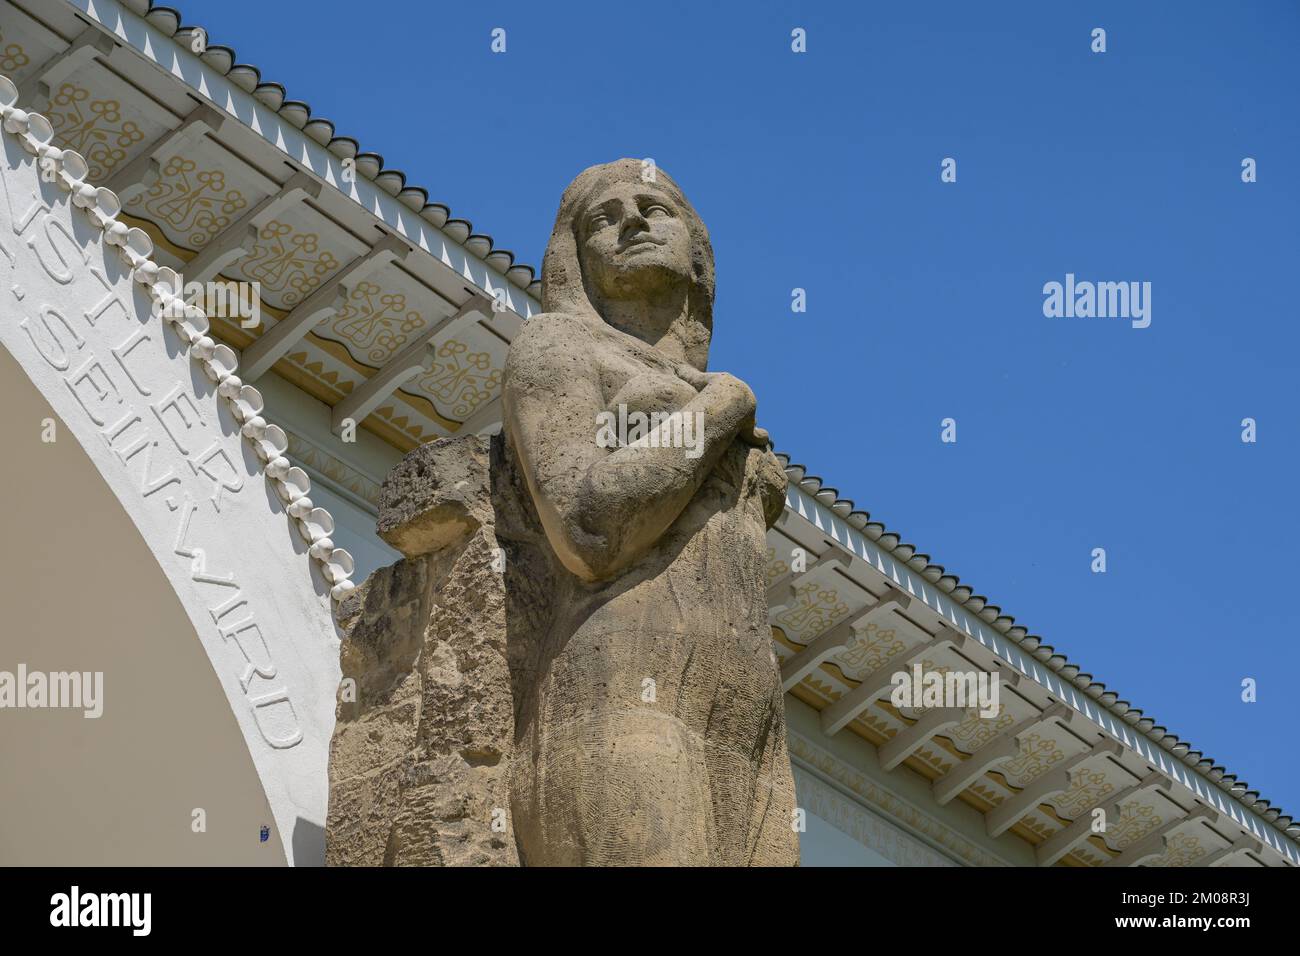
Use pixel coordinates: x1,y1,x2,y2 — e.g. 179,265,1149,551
498,159,798,866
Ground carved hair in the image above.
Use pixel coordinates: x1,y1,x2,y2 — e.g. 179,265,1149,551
541,159,715,358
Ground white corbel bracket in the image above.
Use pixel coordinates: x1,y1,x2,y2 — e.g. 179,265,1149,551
1035,769,1170,866
780,584,911,692
986,738,1124,838
819,623,967,737
878,705,968,771
1104,804,1218,867
766,543,850,602
239,233,410,381
103,102,226,201
330,292,494,435
932,701,1071,807
1199,833,1262,867
184,171,323,287
18,26,115,110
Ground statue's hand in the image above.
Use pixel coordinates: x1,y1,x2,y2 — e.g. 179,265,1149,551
673,362,711,391
751,443,789,528
739,421,770,448
677,367,756,417
676,364,770,447
675,364,768,448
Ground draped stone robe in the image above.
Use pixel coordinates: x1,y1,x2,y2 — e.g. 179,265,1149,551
496,314,798,867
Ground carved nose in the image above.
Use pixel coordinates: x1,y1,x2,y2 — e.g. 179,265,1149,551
621,212,648,241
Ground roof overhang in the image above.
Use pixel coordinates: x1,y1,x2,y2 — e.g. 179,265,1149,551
7,0,1293,867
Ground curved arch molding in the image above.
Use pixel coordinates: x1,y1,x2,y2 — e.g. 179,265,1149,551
0,78,346,865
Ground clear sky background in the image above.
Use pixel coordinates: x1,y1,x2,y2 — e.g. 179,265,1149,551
182,0,1300,813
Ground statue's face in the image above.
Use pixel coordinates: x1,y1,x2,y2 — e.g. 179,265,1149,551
576,181,693,302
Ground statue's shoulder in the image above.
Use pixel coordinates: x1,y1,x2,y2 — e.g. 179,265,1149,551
506,312,599,367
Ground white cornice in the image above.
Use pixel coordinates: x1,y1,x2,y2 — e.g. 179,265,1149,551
65,0,540,322
782,479,1299,865
0,70,358,613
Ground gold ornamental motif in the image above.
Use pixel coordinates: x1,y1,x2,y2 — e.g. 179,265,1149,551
838,621,906,677
1155,831,1206,867
774,581,850,640
1052,767,1114,819
947,706,1014,750
765,548,789,585
999,731,1065,786
1015,814,1055,841
126,155,247,249
0,30,28,73
1109,800,1161,850
414,339,503,420
47,82,144,181
239,220,340,307
969,782,1006,808
331,281,425,364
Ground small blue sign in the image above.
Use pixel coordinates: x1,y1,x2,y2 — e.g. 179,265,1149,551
259,825,270,843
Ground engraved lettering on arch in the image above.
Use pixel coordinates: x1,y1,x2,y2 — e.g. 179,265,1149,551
111,327,153,397
218,616,278,693
19,303,84,370
186,441,244,512
101,408,182,500
249,688,304,750
0,145,46,244
83,266,130,328
64,355,124,427
172,492,237,586
27,212,86,284
151,382,206,456
208,590,249,627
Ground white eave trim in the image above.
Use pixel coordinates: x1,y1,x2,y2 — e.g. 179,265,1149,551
67,0,541,323
784,481,1300,865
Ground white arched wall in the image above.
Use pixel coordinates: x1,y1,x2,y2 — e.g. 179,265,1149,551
0,344,288,864
0,86,346,865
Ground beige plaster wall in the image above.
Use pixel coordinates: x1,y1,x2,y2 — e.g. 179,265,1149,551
0,345,285,865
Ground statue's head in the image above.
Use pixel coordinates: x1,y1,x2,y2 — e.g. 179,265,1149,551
542,159,715,356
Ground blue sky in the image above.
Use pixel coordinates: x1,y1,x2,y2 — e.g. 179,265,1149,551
183,0,1300,812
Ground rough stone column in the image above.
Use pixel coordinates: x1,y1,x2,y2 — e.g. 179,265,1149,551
326,434,518,866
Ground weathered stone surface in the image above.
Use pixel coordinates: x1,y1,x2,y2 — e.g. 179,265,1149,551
326,435,518,867
497,160,798,866
328,160,799,867
376,433,493,559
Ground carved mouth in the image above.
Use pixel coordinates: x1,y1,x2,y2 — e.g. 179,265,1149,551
619,237,665,253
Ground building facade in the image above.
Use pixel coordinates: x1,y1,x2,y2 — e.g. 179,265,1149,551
0,0,1294,867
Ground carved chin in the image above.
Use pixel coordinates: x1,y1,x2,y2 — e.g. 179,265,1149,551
593,260,689,299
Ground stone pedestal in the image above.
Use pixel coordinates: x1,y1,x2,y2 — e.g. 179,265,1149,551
325,435,518,866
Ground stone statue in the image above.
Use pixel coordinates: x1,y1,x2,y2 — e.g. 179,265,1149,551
326,160,798,867
498,159,798,865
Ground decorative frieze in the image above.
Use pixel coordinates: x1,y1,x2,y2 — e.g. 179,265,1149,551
0,71,356,612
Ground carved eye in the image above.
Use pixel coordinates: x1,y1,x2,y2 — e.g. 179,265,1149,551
644,204,671,218
588,213,613,229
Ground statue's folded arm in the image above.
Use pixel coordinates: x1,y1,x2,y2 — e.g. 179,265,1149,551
502,313,752,583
